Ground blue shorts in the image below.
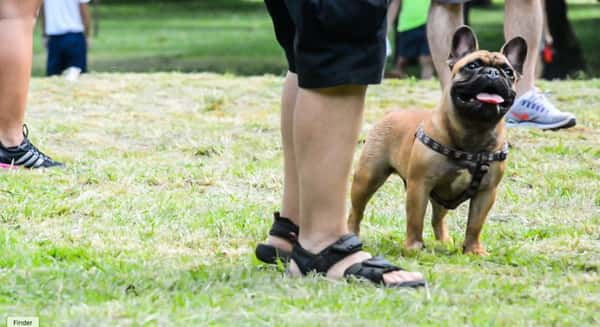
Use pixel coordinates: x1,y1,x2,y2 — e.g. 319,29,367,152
47,32,88,76
395,25,430,59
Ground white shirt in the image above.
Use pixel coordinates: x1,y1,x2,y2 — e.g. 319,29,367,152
44,0,91,36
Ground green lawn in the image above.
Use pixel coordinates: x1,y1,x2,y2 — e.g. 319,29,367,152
32,0,600,78
1,74,599,325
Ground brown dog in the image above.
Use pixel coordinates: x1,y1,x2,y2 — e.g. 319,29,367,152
348,26,527,255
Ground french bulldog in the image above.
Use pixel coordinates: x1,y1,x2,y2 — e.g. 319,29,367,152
348,26,527,255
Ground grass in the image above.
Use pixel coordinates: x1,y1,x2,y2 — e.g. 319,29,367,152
32,0,600,78
1,73,599,326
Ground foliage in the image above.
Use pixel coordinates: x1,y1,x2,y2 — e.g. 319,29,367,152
32,1,600,78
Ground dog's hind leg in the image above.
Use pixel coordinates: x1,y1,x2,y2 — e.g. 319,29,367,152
431,200,450,242
348,160,392,236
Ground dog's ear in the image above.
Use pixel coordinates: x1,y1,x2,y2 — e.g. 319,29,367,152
501,36,528,76
447,25,479,70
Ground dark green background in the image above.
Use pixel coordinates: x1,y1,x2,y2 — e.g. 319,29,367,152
32,0,600,78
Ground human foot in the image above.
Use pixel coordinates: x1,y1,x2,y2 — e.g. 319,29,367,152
506,89,576,130
385,69,407,79
288,234,425,288
0,125,63,169
255,212,298,264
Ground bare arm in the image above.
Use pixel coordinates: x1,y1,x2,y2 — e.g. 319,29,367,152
387,0,402,35
80,2,91,38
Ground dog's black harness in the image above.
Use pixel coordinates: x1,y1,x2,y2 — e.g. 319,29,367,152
415,124,509,209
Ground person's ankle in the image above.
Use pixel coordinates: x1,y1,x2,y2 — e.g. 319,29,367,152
278,210,298,224
516,83,535,98
0,133,24,148
298,231,349,254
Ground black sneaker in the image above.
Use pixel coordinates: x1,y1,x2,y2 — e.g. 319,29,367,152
0,125,63,169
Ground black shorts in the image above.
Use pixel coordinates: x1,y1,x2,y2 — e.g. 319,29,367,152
264,0,389,89
434,0,471,3
396,25,430,59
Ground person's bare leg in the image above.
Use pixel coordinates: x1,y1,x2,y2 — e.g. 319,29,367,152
293,86,365,252
0,0,41,146
504,0,575,130
427,1,463,89
387,57,408,79
267,72,300,252
419,55,435,80
504,0,542,97
288,85,423,284
279,72,300,220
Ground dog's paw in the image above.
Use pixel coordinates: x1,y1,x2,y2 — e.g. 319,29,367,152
463,244,489,256
404,240,425,251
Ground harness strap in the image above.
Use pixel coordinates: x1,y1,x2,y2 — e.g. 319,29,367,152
268,212,299,242
292,234,363,275
415,124,508,162
429,162,490,209
415,124,508,209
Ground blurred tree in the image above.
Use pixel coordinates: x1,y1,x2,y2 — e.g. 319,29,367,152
92,0,100,37
542,0,586,79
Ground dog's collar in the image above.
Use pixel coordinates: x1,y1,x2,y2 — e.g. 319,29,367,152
415,123,509,209
415,124,509,163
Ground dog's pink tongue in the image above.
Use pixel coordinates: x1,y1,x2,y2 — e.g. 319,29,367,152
476,93,504,104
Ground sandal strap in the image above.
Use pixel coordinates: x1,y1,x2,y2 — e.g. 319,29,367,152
268,212,299,243
344,256,402,285
292,234,363,275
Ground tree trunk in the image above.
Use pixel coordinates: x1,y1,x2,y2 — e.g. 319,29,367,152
542,0,586,79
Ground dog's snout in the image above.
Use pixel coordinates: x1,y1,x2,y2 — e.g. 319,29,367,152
482,67,500,79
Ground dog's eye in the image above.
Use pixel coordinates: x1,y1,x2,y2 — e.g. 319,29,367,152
466,60,482,70
502,67,514,78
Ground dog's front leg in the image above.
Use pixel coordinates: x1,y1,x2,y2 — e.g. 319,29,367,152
463,188,497,256
431,200,450,242
404,181,430,250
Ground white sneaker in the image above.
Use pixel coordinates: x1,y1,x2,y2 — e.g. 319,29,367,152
63,66,82,82
506,89,576,130
386,37,392,58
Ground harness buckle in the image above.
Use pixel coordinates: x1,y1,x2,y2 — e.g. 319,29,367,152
479,164,490,173
497,152,507,161
475,152,488,162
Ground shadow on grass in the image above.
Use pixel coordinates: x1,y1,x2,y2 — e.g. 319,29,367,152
88,56,288,76
98,0,265,18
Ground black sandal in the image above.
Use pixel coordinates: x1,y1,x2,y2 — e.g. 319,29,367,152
255,212,299,264
291,234,426,288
